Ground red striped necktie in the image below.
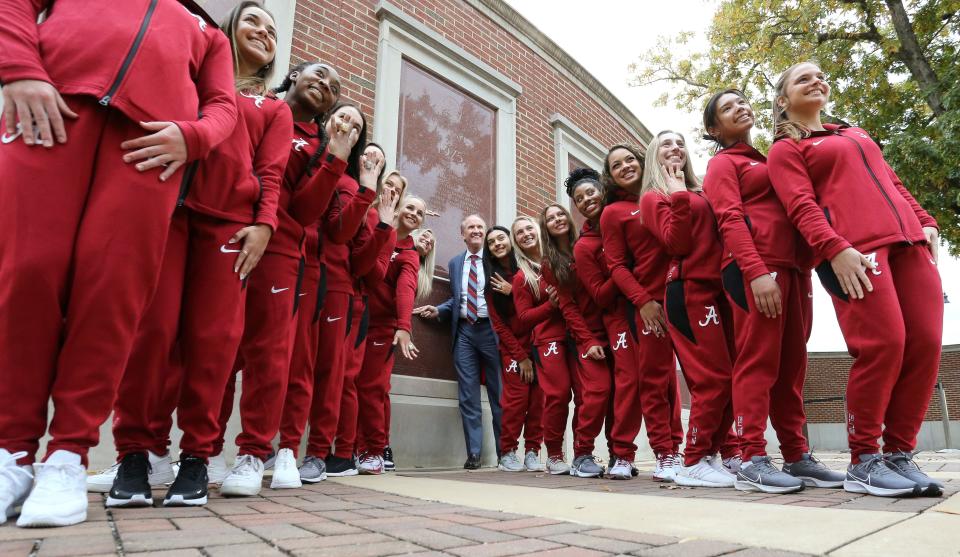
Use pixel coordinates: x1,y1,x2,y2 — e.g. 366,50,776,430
466,254,479,324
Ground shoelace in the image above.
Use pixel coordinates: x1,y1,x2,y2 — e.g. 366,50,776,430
656,454,672,469
233,455,259,475
748,457,782,477
614,458,631,470
886,451,921,473
0,451,32,484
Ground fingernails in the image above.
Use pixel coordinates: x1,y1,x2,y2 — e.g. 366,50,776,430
229,238,237,243
240,272,247,280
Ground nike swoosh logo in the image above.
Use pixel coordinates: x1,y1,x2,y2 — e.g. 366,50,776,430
812,139,825,146
808,292,814,298
1,129,22,144
749,162,759,166
580,353,589,359
373,342,386,346
326,316,342,322
220,245,242,253
299,293,307,296
770,272,778,280
631,210,640,216
271,287,289,294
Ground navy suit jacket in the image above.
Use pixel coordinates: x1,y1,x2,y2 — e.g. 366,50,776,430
436,250,499,352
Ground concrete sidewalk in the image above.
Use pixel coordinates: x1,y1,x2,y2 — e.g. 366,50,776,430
1,451,955,556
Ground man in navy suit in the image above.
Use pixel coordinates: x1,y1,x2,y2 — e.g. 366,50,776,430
414,214,502,469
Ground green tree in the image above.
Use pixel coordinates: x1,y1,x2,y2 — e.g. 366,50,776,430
631,0,960,251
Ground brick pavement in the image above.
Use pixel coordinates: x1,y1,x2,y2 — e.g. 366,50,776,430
402,452,955,513
0,481,815,557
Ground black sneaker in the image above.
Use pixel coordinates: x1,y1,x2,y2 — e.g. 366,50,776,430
325,455,358,477
164,455,208,506
106,452,153,508
383,447,396,471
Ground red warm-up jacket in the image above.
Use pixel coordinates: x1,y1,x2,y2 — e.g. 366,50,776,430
599,189,671,306
767,124,937,263
512,270,564,345
185,91,292,230
541,262,603,348
318,177,377,295
702,142,803,281
572,220,623,337
352,207,397,289
640,190,722,283
486,267,533,364
368,236,419,333
0,0,237,161
266,121,346,260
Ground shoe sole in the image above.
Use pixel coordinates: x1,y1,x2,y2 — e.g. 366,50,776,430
796,476,844,489
219,484,262,497
674,476,734,488
86,481,113,493
16,509,86,528
106,494,154,507
358,469,383,475
607,472,632,480
652,474,675,482
163,495,208,506
497,465,523,472
269,478,303,489
570,469,602,478
843,480,917,497
547,469,570,475
733,480,803,494
525,467,544,472
300,474,327,483
327,470,359,477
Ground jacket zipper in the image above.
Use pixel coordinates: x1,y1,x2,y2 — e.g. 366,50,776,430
99,0,159,106
836,132,912,245
176,161,199,207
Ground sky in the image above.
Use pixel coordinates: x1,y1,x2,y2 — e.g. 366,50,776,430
506,0,960,351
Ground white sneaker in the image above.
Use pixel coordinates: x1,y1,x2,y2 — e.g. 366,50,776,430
358,454,384,475
207,453,228,485
708,455,738,481
219,454,264,497
607,457,633,480
546,456,570,475
269,449,302,489
17,450,87,527
0,450,33,524
87,451,175,493
674,457,736,488
653,453,676,482
524,451,543,472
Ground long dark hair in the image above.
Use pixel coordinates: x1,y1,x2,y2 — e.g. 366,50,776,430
702,88,749,149
539,204,577,289
221,1,276,93
482,225,517,318
307,100,367,181
601,142,645,205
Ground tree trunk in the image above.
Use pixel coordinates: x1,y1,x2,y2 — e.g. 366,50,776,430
884,0,946,116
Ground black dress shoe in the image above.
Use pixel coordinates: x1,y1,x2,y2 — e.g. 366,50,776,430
464,454,481,470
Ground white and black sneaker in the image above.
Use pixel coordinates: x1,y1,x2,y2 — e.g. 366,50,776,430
844,453,919,498
884,451,944,497
164,456,208,506
607,457,633,480
298,455,326,483
383,447,396,471
325,455,358,477
734,455,804,494
570,455,603,478
106,452,154,507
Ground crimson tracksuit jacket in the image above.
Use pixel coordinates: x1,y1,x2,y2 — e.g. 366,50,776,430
317,176,378,296
0,0,237,161
367,235,419,333
572,221,626,337
486,268,533,364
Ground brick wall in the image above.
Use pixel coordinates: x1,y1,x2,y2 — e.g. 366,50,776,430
804,345,960,424
290,0,644,218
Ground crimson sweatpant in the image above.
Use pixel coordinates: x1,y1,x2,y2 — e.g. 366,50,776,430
0,97,184,465
333,295,367,459
356,330,396,455
232,251,302,459
605,314,642,461
278,263,321,455
828,244,943,462
304,291,352,457
115,209,247,460
665,279,736,465
729,266,809,461
498,352,544,455
535,341,575,458
573,345,611,457
634,321,681,457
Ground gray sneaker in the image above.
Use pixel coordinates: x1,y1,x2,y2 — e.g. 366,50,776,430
298,455,326,483
783,453,845,488
523,451,543,472
570,455,603,478
734,456,804,494
497,451,523,472
884,451,943,497
844,453,919,497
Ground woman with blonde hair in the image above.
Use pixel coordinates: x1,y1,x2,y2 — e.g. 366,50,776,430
639,130,740,488
768,61,942,497
412,228,437,303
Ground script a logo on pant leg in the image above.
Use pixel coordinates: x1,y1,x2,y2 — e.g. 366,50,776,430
505,360,518,373
611,332,628,351
863,252,881,275
698,305,719,327
542,342,559,357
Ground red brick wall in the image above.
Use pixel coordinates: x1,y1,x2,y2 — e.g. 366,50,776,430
804,345,960,424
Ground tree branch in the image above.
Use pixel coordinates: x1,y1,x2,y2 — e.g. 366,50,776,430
884,0,946,115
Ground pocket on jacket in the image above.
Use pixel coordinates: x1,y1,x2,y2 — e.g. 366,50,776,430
721,261,749,312
665,280,697,344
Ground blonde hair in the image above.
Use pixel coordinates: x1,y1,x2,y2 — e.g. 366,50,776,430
411,228,436,303
380,170,407,209
394,195,426,231
641,130,701,197
222,2,277,94
511,216,542,299
773,61,819,142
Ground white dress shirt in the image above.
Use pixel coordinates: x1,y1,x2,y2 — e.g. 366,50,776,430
459,248,488,319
